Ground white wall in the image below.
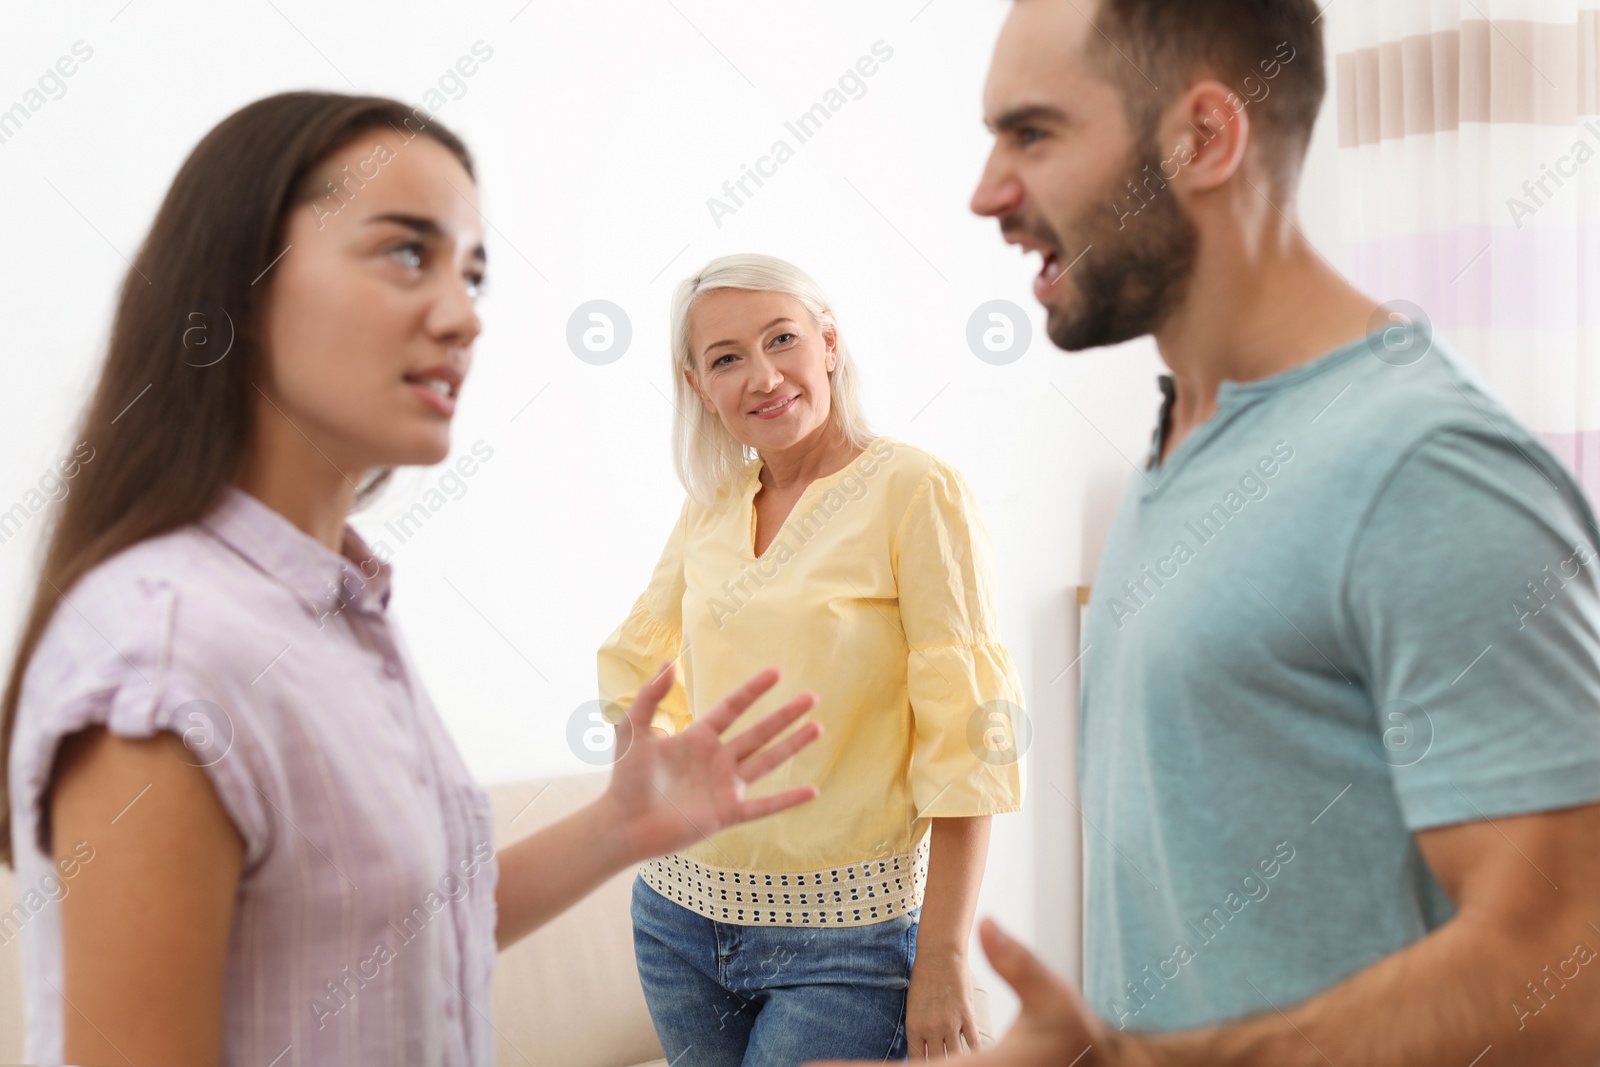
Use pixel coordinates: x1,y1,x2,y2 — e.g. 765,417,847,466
0,0,1346,1034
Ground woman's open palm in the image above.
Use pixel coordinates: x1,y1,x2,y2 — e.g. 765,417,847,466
603,661,823,863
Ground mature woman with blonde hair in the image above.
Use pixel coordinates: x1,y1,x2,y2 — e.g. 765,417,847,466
598,253,1028,1063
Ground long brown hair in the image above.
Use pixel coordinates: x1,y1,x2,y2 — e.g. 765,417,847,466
0,92,475,865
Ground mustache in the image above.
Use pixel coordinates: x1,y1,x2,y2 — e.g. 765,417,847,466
1000,215,1063,253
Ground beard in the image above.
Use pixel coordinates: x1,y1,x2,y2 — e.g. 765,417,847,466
1026,132,1200,352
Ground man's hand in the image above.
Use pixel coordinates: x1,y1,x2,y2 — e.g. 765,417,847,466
816,801,1600,1067
602,661,824,864
809,917,1118,1067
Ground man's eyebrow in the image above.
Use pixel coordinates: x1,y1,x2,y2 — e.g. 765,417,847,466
703,317,797,355
987,104,1069,133
365,212,487,262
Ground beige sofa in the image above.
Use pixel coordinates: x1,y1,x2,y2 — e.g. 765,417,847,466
1,770,992,1065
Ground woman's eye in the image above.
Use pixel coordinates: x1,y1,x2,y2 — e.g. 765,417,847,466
772,333,795,346
712,353,735,367
466,273,488,298
388,242,424,269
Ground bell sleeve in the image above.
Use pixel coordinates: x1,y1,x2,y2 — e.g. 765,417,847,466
893,462,1027,818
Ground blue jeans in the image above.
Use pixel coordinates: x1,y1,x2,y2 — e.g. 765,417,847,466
630,874,920,1065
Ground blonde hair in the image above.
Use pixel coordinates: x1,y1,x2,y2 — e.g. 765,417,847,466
669,253,874,508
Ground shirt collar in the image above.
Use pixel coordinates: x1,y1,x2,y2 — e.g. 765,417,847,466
200,485,393,620
1146,326,1399,473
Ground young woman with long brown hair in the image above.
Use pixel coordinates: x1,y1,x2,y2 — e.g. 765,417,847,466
0,92,823,1066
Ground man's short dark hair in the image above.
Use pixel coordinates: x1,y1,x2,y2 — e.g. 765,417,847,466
1082,0,1327,190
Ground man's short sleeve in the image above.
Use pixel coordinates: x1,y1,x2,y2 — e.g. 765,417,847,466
1344,424,1600,830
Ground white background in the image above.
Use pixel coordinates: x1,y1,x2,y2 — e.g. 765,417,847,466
0,0,1347,1032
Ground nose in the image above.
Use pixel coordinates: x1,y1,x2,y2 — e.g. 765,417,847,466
748,350,783,394
428,275,483,352
971,149,1023,219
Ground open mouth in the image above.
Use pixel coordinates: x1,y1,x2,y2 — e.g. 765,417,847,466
405,376,457,399
1039,251,1065,286
1032,246,1072,301
404,371,461,416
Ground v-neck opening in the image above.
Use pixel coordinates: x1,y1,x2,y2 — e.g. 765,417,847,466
744,437,885,561
1144,377,1245,497
1142,328,1389,499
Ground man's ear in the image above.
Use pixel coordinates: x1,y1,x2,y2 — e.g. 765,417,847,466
1162,79,1252,194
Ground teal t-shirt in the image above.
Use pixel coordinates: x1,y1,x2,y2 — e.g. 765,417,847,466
1080,326,1600,1032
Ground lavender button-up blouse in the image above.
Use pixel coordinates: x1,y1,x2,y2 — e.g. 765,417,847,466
8,485,499,1065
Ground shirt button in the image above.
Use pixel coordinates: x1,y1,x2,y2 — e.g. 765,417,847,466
444,998,457,1019
383,659,401,678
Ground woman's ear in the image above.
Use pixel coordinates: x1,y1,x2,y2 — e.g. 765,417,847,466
683,367,715,412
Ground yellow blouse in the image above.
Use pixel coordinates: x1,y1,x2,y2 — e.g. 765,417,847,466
597,435,1026,926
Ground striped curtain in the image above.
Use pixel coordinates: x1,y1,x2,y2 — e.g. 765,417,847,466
1334,0,1600,498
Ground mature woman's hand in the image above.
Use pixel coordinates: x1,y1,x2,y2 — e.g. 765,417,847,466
907,950,981,1058
807,918,1126,1067
602,661,823,864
